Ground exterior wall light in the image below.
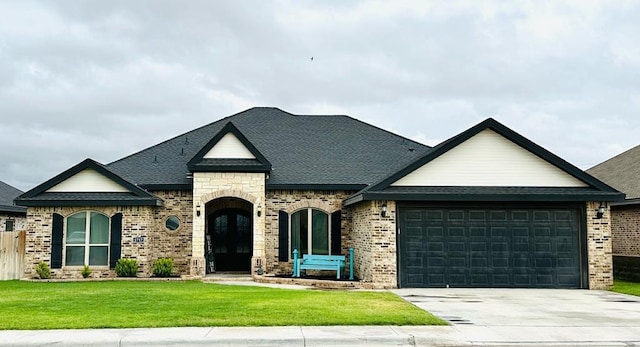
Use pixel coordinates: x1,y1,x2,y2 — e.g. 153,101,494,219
381,202,387,218
596,202,606,219
196,204,201,217
257,203,262,217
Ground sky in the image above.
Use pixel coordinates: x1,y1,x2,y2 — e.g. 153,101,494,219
1,1,640,192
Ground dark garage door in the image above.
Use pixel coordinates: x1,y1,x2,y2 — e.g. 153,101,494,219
398,204,585,288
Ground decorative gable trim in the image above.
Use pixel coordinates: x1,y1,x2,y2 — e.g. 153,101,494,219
187,122,271,172
46,168,132,193
15,158,162,206
344,118,625,206
391,129,588,187
203,132,256,159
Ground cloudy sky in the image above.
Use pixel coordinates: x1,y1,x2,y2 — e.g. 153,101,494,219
1,1,639,191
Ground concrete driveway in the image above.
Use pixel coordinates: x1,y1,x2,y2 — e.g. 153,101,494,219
392,288,640,345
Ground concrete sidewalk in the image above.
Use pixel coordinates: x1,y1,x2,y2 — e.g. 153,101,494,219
2,325,640,346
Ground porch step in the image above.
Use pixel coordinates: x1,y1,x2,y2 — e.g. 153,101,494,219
202,272,253,283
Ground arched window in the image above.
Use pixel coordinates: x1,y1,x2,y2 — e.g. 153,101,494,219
65,211,110,266
291,208,329,256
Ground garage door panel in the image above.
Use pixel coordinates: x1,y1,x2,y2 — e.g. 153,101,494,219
399,205,582,288
511,210,530,221
469,227,487,237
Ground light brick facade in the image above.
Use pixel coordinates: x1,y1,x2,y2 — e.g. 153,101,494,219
151,191,193,275
24,205,155,279
264,190,353,275
586,201,613,289
350,200,397,288
21,194,615,289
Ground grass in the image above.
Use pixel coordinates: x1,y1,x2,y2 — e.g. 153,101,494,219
612,279,640,297
0,281,446,330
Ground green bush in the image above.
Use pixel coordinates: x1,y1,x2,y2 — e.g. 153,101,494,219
153,258,174,277
81,265,92,278
114,259,139,277
35,261,50,279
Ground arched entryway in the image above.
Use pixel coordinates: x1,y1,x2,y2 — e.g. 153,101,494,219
204,198,253,273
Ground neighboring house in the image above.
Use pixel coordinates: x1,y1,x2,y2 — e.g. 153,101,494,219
587,145,640,281
0,181,26,232
15,107,623,288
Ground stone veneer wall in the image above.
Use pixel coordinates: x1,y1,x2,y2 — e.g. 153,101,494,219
610,205,640,256
191,172,265,277
24,205,154,279
265,190,353,275
0,213,25,232
350,200,397,288
586,201,613,289
151,190,193,275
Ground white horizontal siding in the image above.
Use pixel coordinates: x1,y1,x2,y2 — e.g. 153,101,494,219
46,169,130,192
392,129,588,187
203,133,256,159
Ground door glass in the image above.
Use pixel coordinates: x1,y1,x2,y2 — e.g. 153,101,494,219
312,209,329,255
214,215,227,253
236,214,251,253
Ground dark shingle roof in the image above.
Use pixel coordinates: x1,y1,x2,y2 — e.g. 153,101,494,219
587,144,640,199
0,181,26,214
107,107,431,189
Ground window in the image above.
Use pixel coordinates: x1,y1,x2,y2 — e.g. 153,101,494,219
165,216,180,231
5,220,14,232
291,208,329,256
65,211,110,266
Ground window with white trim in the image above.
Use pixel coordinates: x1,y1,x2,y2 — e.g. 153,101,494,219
65,211,110,266
290,208,330,256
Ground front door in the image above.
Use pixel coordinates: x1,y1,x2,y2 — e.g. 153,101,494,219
206,208,252,272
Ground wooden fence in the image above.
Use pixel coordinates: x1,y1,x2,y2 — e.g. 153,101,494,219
0,230,25,280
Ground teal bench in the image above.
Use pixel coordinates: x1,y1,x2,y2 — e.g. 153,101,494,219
292,248,354,280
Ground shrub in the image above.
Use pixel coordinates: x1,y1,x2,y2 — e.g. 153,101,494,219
115,259,139,277
81,265,92,278
153,258,174,277
35,261,50,279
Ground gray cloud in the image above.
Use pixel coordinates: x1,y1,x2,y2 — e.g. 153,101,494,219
1,1,640,191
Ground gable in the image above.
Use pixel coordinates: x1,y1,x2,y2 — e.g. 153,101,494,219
392,129,588,187
188,121,271,173
203,133,256,159
45,169,131,193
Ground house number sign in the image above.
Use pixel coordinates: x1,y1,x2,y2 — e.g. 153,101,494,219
133,236,145,243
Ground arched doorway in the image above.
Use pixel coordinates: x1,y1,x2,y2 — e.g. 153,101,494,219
205,198,253,273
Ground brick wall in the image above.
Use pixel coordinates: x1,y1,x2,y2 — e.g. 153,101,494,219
610,205,640,256
150,190,193,275
264,190,353,275
586,201,613,289
350,200,397,288
24,206,154,279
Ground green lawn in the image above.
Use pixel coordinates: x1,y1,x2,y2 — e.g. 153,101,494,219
0,281,445,330
612,280,640,297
